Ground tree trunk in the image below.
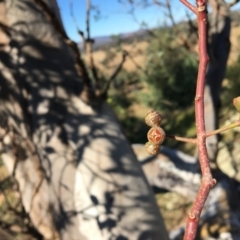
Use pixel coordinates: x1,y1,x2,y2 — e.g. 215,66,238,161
0,0,169,239
204,0,231,165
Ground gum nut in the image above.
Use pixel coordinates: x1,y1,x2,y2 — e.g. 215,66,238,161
233,96,240,112
145,141,161,155
145,110,162,127
147,127,166,145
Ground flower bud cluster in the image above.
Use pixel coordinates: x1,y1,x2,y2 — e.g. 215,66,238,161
144,110,166,155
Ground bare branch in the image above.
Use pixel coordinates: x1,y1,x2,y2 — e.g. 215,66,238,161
85,39,101,90
102,51,128,98
69,0,101,93
152,0,193,50
127,52,147,75
165,0,176,26
69,0,86,47
228,0,240,7
180,0,197,14
86,0,91,40
153,0,166,7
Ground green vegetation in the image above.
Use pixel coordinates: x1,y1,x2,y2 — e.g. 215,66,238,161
106,27,240,154
139,29,198,149
107,27,198,150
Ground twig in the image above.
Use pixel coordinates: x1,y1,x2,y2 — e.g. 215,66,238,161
86,0,91,40
166,134,197,144
227,0,240,7
153,0,193,50
153,0,166,7
128,52,147,75
180,0,217,239
68,0,100,91
165,0,176,26
85,39,101,90
84,0,101,90
69,0,86,46
180,0,197,14
166,118,240,144
206,120,240,137
102,51,128,98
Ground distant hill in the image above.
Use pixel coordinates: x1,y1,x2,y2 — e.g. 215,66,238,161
78,10,240,51
78,29,149,51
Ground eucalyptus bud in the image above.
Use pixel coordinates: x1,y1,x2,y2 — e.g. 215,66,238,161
145,110,162,127
145,141,160,155
233,96,240,112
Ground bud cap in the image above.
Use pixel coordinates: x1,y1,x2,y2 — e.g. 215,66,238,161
145,141,160,155
233,96,240,112
145,110,162,127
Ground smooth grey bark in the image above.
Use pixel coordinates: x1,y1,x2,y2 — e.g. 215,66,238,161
0,0,169,239
204,0,232,165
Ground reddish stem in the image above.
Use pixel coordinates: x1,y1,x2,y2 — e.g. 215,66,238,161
181,0,216,239
180,0,197,13
166,134,197,144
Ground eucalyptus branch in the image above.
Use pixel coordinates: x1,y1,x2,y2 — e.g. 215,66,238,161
144,0,239,237
206,120,240,137
166,134,197,144
180,0,216,239
166,118,240,144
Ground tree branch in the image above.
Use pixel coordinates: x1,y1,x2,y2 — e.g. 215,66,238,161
69,0,86,47
86,0,91,40
228,0,240,7
180,0,216,239
180,0,197,14
166,134,197,144
102,51,128,98
153,0,166,7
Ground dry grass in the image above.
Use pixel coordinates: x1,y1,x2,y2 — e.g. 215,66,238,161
90,25,240,74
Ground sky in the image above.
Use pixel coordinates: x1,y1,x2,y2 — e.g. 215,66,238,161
56,0,186,42
56,0,240,42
